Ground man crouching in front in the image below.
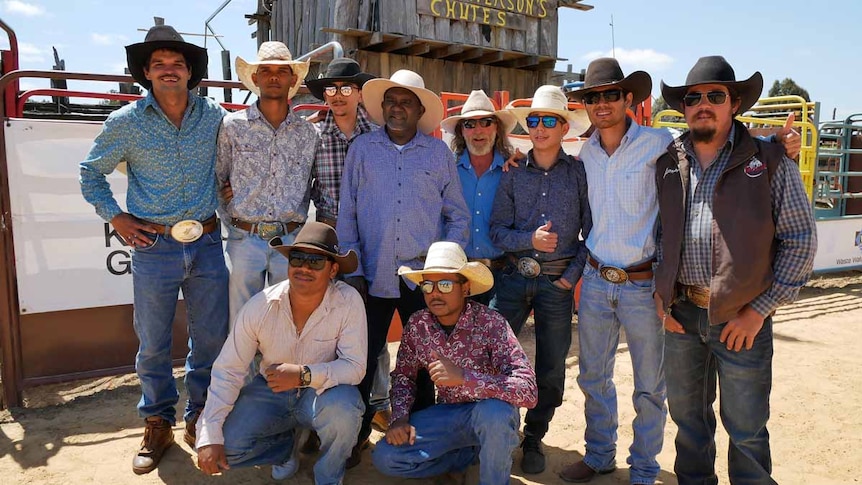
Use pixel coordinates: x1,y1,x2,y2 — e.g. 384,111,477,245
195,222,366,485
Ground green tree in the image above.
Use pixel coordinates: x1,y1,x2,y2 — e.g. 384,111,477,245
651,95,670,119
768,78,810,101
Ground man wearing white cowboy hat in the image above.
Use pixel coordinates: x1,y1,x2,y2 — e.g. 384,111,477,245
216,41,317,332
337,69,470,466
196,222,367,484
372,241,537,485
441,90,517,306
80,24,229,474
654,56,816,485
489,84,592,475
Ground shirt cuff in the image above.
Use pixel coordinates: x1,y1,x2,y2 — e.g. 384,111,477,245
306,363,333,394
749,293,778,317
195,421,223,448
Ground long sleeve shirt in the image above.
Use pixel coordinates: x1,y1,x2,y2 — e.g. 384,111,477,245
489,149,592,284
390,301,538,422
196,279,367,447
80,91,226,224
215,103,317,223
457,150,506,259
336,128,470,298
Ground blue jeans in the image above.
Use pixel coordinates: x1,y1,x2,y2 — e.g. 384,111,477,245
491,269,573,439
469,268,501,307
223,376,363,485
373,399,520,485
576,264,666,484
665,298,775,485
131,230,229,424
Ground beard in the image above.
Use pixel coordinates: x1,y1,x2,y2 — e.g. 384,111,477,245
464,137,494,156
690,125,717,143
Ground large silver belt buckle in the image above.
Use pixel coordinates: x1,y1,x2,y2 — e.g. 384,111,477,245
170,219,204,243
517,257,541,278
256,222,284,239
599,265,629,283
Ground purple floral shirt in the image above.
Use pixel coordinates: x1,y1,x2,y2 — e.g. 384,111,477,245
390,301,538,422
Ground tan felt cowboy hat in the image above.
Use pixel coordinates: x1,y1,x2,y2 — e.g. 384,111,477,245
566,57,652,106
507,85,592,137
269,222,358,274
661,55,763,115
440,89,517,134
398,242,493,297
362,69,444,135
236,41,310,99
125,25,208,90
306,57,376,101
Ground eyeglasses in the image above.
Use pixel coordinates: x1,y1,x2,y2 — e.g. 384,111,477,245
288,252,331,270
582,89,623,105
419,279,461,294
525,115,564,129
323,85,356,97
461,117,497,129
683,91,728,107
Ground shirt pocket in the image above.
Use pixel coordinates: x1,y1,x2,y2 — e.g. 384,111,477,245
306,336,339,364
619,169,654,216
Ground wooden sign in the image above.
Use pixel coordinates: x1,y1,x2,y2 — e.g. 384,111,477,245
417,0,558,32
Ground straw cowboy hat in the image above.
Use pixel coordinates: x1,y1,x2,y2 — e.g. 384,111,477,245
125,25,208,90
306,57,376,100
236,41,310,99
398,242,493,296
440,89,517,134
269,222,358,274
566,57,652,106
362,69,445,135
661,55,763,115
507,85,591,137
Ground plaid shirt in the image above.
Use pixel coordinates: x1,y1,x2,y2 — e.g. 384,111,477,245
311,106,377,222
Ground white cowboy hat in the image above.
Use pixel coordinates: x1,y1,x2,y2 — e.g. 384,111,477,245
362,69,444,135
440,89,517,134
236,41,310,99
398,242,493,296
507,85,592,137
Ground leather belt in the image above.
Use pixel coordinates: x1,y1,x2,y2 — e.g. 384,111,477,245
506,254,572,278
146,216,218,238
587,254,654,283
231,218,302,239
679,283,710,309
470,257,507,271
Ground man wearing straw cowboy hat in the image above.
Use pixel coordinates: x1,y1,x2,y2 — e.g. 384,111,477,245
654,56,816,485
490,84,592,474
216,41,317,332
337,69,470,466
80,25,228,474
372,241,537,485
196,222,367,484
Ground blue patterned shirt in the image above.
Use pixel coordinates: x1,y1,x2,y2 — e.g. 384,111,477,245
457,150,506,259
80,91,226,224
336,128,470,298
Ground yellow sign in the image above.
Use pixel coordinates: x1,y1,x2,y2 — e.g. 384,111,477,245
418,0,557,31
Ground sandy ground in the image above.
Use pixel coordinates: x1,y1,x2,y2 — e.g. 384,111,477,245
2,273,862,485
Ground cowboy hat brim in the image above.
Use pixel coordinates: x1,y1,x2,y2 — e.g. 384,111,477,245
567,70,653,106
269,237,359,275
660,71,763,115
306,72,377,100
236,56,311,100
125,40,208,91
440,109,518,135
398,263,494,297
362,78,444,135
507,106,592,138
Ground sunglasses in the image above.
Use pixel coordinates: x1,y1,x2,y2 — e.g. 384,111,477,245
419,279,461,294
525,115,564,129
582,89,623,105
461,117,497,129
323,85,356,97
288,252,331,270
683,91,728,107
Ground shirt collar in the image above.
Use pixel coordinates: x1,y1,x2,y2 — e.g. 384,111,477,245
456,150,506,171
587,116,639,149
369,126,433,148
320,104,377,136
142,90,195,116
245,101,306,129
525,148,569,169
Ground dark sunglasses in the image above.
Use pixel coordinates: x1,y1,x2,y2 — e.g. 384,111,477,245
525,115,564,129
461,117,497,129
419,279,460,294
288,252,331,270
323,85,356,97
582,89,623,105
683,91,728,107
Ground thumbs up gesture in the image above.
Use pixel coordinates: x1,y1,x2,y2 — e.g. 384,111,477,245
532,220,558,253
777,113,801,159
428,350,465,387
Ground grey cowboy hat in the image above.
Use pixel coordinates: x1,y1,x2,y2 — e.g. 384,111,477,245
125,25,208,90
269,222,358,275
661,56,764,114
566,57,652,106
306,57,376,101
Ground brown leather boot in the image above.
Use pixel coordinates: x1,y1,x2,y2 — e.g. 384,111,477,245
183,413,198,449
371,409,392,432
132,416,175,475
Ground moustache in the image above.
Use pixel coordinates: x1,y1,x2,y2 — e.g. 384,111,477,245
695,110,716,120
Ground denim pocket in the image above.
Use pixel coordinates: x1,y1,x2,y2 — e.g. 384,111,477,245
544,275,573,294
226,225,247,241
627,276,655,291
132,233,160,252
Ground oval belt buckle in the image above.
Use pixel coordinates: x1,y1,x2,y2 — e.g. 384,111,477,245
170,219,204,243
517,257,541,278
600,266,629,284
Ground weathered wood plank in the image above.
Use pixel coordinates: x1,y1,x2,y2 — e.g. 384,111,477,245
538,17,555,57
450,20,466,44
419,14,435,38
434,17,450,40
524,17,539,56
466,22,482,45
380,0,418,35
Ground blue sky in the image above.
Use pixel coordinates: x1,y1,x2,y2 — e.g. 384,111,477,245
2,0,860,120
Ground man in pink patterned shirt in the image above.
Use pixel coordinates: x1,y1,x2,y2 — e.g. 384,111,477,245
372,242,538,484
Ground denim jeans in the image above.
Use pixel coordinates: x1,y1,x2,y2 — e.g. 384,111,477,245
491,269,573,439
576,264,666,484
370,345,391,413
222,376,363,485
373,399,520,485
131,230,229,424
665,298,775,485
469,268,501,307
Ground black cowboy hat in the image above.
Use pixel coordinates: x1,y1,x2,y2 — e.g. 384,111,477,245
567,57,652,106
269,222,358,274
661,56,763,115
306,57,376,100
125,25,208,91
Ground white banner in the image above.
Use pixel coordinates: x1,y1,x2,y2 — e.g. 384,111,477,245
812,217,862,273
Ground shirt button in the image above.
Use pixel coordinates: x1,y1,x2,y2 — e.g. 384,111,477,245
475,228,479,232
541,214,545,218
544,172,548,176
542,192,546,196
475,211,480,215
478,192,482,196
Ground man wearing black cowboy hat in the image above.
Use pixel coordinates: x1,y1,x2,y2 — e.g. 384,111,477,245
654,56,816,485
79,25,229,474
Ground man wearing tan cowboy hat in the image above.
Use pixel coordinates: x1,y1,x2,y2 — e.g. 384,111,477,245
441,90,517,306
337,68,470,466
80,24,229,474
489,84,592,474
196,222,367,484
654,56,816,485
216,41,317,332
372,241,537,484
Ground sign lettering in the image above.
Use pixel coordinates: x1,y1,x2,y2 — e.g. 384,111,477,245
420,0,557,31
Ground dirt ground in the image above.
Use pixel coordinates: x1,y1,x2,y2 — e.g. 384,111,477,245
2,273,861,485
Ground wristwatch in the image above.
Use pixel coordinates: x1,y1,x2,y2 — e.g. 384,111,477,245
299,365,312,387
